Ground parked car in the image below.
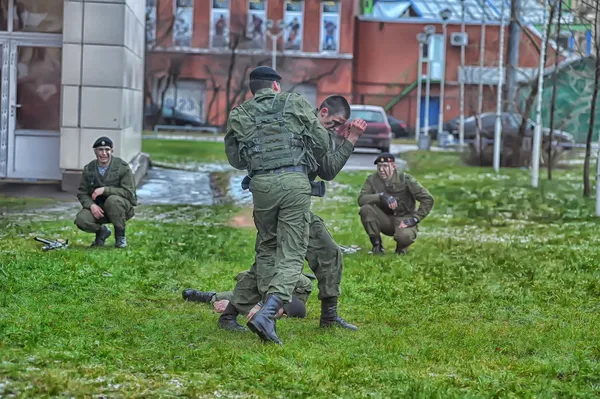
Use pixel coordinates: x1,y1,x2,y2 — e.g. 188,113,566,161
386,115,409,138
349,105,392,152
444,112,572,141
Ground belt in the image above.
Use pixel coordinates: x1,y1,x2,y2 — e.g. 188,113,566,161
252,165,308,176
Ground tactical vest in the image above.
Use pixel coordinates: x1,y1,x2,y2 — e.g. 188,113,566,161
236,93,308,174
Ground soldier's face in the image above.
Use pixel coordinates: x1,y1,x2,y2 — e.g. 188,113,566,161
377,162,396,180
318,109,347,132
95,146,113,165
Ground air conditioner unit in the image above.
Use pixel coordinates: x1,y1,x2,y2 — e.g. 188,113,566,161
450,32,468,47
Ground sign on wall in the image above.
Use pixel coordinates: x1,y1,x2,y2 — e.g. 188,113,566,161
247,0,267,49
320,1,340,53
284,1,303,51
211,0,230,48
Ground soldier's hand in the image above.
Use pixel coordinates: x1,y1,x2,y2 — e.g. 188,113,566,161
348,118,367,137
213,299,229,313
399,217,418,228
380,193,397,210
91,187,105,200
248,303,262,320
90,204,104,219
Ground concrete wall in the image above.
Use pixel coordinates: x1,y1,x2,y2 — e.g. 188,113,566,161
60,0,145,175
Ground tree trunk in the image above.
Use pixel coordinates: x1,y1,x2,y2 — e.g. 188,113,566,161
547,0,562,180
583,3,600,197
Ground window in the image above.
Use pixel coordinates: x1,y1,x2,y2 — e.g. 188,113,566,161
320,1,341,53
146,0,157,47
350,110,386,123
174,0,193,48
211,0,230,48
284,1,303,51
246,0,267,49
427,34,444,81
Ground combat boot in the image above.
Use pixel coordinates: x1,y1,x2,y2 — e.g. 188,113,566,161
320,297,358,331
369,236,384,255
395,243,408,255
182,289,216,303
91,225,111,247
115,227,127,248
217,303,248,332
246,294,284,345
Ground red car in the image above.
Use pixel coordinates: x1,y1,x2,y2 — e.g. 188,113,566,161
348,104,392,153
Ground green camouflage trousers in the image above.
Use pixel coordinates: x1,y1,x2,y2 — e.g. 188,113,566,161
246,172,312,304
359,204,418,248
216,270,313,315
74,196,134,233
230,212,344,312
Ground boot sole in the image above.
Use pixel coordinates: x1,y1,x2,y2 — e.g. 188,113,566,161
247,319,282,345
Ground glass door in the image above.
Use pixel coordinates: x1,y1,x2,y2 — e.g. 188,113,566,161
6,39,62,179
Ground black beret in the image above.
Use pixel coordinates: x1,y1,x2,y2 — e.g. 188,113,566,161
374,152,395,164
283,296,306,318
249,66,282,82
93,136,113,148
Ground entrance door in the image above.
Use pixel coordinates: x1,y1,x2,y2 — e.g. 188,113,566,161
420,96,440,130
6,40,62,180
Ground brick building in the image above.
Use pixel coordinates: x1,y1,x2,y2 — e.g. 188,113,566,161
145,0,579,133
145,0,357,128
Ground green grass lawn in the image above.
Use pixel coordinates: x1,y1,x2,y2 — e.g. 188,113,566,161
1,143,599,397
142,140,227,165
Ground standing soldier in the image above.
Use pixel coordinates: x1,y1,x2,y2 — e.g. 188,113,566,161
74,137,137,248
223,66,331,345
358,153,434,255
219,95,366,335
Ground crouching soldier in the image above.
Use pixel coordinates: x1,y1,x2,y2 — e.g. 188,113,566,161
182,270,313,320
74,136,138,248
358,153,434,255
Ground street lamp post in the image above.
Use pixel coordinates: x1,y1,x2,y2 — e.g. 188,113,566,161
415,32,426,142
459,0,466,148
423,24,436,147
438,8,452,142
266,19,286,70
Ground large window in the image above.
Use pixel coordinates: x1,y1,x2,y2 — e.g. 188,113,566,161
146,0,157,47
320,1,340,53
1,0,64,33
246,0,267,49
211,0,230,48
174,0,193,48
284,1,303,51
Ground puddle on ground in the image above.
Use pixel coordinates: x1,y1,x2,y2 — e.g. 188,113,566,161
137,167,214,206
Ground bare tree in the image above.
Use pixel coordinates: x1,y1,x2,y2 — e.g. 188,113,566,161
583,2,600,197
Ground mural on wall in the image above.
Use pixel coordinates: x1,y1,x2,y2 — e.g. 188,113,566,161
284,1,303,51
246,0,266,49
174,0,193,47
211,0,230,48
145,0,157,47
321,1,340,52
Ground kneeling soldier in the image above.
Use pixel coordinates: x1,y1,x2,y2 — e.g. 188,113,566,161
358,153,434,255
74,136,138,248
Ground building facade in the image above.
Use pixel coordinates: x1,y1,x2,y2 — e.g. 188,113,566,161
145,0,357,128
0,0,146,191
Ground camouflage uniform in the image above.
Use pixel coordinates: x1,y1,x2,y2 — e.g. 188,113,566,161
358,170,434,251
74,156,137,234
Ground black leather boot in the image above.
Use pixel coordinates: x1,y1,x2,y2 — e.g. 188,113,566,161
369,236,384,255
320,297,358,331
91,225,111,247
246,294,284,344
115,227,127,248
395,243,408,255
217,303,248,332
182,289,216,303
